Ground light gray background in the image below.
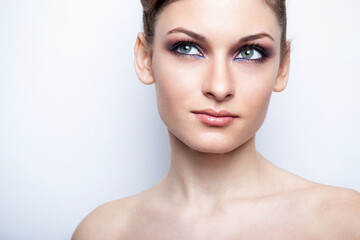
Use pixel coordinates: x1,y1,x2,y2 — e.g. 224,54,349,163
0,0,359,239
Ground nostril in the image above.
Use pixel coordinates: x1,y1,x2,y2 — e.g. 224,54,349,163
205,92,214,99
224,94,233,101
204,91,233,102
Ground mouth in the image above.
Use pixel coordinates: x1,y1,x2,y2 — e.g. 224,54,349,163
191,109,239,127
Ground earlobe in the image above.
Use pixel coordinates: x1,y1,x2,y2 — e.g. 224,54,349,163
273,49,290,93
134,32,155,85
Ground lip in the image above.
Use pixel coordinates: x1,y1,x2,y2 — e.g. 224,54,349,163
191,109,238,127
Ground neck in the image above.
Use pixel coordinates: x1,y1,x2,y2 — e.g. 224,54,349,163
161,132,268,208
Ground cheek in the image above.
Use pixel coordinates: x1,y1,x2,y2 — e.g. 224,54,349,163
151,54,201,123
236,63,278,124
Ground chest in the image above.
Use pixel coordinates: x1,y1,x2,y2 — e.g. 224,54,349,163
131,204,320,240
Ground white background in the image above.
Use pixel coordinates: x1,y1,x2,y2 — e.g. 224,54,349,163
0,0,359,239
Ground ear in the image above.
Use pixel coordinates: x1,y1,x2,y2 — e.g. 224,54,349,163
134,32,155,85
273,43,290,92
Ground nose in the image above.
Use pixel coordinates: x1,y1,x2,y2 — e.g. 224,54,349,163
201,56,235,102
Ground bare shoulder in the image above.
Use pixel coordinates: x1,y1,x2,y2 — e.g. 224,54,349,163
308,185,360,239
71,195,140,240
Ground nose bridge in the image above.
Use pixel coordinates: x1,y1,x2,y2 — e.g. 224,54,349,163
202,52,234,101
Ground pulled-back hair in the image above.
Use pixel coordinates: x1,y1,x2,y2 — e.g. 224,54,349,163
140,0,289,60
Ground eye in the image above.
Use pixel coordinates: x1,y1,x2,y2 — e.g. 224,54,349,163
235,47,263,61
175,43,202,56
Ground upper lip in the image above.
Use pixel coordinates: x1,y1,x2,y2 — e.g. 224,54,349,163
191,108,238,117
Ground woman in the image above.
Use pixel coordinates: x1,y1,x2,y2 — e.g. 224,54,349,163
72,0,360,239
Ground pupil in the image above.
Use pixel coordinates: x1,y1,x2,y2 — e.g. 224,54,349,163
242,49,254,58
181,45,191,53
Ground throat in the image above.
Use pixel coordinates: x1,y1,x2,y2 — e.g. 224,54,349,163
163,135,268,206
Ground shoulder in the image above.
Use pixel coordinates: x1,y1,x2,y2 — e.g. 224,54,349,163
308,185,360,239
71,196,140,240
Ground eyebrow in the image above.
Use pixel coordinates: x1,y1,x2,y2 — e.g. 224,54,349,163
167,27,208,42
166,27,274,43
238,33,274,43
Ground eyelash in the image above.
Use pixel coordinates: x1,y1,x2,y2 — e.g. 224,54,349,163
169,40,204,59
235,43,270,63
168,40,270,63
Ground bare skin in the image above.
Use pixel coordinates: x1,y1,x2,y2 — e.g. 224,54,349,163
72,0,360,238
72,135,360,239
72,145,360,239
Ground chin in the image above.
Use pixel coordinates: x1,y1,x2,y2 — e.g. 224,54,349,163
180,132,253,155
191,144,238,154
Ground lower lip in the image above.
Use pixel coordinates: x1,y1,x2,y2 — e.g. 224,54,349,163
194,113,236,127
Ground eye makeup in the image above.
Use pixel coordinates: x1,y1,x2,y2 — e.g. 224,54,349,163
234,42,273,63
165,38,274,63
166,39,205,59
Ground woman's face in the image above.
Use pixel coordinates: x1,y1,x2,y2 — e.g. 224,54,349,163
145,0,289,153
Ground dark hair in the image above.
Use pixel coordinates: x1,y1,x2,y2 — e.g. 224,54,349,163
141,0,289,60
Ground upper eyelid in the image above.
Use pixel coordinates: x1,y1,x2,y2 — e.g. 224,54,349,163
170,40,267,59
174,41,204,55
235,45,265,57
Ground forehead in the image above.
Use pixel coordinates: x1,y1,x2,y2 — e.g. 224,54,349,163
155,0,281,43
